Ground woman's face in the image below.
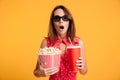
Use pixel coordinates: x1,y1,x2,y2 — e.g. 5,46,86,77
53,9,69,37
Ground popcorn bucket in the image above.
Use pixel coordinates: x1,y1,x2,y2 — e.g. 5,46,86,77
38,47,61,69
39,54,61,68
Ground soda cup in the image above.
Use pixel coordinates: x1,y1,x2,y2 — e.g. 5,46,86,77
66,46,81,72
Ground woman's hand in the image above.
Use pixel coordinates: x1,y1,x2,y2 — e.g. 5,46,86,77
33,60,59,77
76,57,84,69
40,66,59,76
76,57,87,75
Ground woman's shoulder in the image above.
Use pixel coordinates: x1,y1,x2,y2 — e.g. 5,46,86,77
40,37,52,48
40,37,48,48
74,36,84,45
74,36,80,40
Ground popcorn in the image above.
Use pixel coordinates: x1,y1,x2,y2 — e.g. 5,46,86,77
37,47,61,55
37,47,61,68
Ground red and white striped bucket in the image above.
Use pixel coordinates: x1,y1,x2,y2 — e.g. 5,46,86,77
39,53,61,68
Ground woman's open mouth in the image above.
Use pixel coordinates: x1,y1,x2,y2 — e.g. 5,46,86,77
59,26,64,29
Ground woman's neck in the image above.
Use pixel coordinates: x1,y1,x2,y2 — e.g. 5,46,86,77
58,34,66,39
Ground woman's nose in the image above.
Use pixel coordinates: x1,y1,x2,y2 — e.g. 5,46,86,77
59,18,63,23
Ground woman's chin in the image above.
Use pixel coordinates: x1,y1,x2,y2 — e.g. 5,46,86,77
58,32,66,37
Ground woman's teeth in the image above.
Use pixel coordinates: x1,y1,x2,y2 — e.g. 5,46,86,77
60,26,64,29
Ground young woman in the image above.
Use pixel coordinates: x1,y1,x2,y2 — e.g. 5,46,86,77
34,5,87,80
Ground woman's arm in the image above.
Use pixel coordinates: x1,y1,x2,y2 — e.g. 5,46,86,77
33,60,47,77
33,39,47,77
76,39,88,75
33,39,59,77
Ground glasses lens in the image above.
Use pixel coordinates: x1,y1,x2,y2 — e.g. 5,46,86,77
62,16,69,21
53,16,60,22
53,15,69,22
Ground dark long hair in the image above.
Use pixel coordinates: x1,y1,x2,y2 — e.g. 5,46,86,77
48,5,76,43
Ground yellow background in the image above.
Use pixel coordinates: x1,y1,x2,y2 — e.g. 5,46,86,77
0,0,120,80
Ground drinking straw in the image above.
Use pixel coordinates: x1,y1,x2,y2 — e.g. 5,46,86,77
68,37,73,45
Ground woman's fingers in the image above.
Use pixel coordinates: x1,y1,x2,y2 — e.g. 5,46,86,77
38,62,59,76
76,63,82,66
76,57,84,69
76,57,83,63
76,63,84,69
76,60,83,63
44,67,59,76
79,57,83,60
77,66,84,69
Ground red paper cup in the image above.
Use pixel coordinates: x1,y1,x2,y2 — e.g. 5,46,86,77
39,53,61,69
66,46,81,72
